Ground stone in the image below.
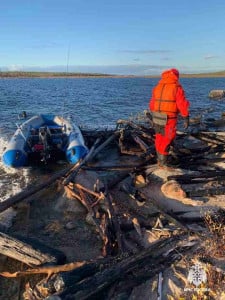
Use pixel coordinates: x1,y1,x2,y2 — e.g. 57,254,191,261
65,221,76,230
208,90,225,99
161,180,186,199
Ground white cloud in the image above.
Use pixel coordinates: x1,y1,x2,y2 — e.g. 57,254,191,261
204,55,218,60
6,64,24,71
119,49,172,54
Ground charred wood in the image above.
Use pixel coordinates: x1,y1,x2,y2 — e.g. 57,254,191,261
0,232,65,266
82,162,147,171
168,170,225,183
195,132,225,144
131,133,149,152
187,186,225,197
104,193,125,254
91,131,119,158
56,234,190,299
37,256,124,295
119,218,156,231
121,183,187,231
81,129,115,147
116,119,154,138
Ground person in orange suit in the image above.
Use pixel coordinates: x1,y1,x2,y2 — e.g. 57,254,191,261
149,68,190,167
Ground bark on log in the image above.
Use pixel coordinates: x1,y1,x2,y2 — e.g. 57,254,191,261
0,232,65,266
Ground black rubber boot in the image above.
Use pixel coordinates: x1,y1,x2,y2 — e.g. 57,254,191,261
157,152,175,170
157,152,167,167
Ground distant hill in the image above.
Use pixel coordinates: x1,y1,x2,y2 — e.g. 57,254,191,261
0,71,114,78
0,70,225,78
181,71,225,78
145,70,225,78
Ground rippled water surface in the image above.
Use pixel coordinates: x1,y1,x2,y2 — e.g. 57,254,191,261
0,77,224,134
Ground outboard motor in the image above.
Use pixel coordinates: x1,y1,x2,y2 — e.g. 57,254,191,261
39,127,51,163
18,111,27,119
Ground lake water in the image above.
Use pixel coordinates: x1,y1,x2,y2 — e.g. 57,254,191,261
0,77,224,227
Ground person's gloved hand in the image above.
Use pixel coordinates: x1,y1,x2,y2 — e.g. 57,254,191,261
145,110,152,120
183,116,189,129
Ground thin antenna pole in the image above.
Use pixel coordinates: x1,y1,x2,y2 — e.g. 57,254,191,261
66,45,71,73
62,44,71,119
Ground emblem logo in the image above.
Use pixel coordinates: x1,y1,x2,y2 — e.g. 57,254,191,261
187,263,207,287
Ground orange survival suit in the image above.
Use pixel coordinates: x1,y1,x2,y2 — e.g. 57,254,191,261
149,68,189,164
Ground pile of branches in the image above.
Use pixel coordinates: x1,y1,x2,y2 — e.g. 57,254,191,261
0,116,225,299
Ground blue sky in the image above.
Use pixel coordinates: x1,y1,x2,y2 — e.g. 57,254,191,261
0,0,225,75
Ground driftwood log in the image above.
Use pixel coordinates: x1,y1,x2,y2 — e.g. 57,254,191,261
0,232,66,266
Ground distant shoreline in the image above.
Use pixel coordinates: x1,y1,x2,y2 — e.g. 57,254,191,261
1,71,225,78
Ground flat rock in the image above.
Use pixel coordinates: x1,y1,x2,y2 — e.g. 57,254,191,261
208,89,225,99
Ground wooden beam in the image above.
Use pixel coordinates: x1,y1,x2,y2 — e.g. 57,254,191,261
0,232,65,266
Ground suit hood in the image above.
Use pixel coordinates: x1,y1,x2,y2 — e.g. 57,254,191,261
160,68,179,84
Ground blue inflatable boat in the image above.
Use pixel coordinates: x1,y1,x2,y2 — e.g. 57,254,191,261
2,114,89,168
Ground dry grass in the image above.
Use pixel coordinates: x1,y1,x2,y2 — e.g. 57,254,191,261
204,210,225,257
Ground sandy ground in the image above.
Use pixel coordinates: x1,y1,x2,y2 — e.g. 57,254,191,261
0,184,102,300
